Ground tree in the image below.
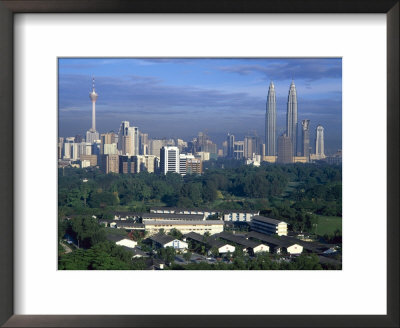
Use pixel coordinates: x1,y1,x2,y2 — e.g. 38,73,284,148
210,246,219,257
168,228,183,240
183,251,192,262
158,247,176,265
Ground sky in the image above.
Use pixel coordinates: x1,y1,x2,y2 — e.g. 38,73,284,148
58,58,342,154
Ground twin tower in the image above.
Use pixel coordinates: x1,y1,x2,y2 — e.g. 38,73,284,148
265,80,308,158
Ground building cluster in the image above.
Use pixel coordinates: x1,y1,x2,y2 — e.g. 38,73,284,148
98,207,339,267
264,81,328,163
58,78,341,175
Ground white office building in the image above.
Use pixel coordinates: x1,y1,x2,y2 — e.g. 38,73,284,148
160,146,180,174
251,215,288,236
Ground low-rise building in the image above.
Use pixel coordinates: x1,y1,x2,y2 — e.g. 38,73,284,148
251,215,288,236
247,231,303,255
148,234,188,250
144,220,224,236
223,210,260,222
150,207,218,218
217,231,269,255
142,213,205,222
112,221,145,230
184,232,236,255
106,234,138,249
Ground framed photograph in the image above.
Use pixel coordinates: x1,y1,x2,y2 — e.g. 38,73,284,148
0,1,398,327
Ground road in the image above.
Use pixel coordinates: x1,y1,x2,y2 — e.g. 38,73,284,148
60,241,73,254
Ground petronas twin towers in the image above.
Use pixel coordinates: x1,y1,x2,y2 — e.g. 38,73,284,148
265,80,298,156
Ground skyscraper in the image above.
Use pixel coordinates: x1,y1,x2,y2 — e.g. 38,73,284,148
301,119,310,161
286,80,298,156
277,134,293,164
117,121,139,156
86,78,100,144
265,81,276,156
315,125,325,159
160,146,180,175
227,133,235,158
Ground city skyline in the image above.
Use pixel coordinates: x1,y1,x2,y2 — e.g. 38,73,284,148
59,58,342,154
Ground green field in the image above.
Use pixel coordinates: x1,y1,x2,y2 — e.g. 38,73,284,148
315,215,342,236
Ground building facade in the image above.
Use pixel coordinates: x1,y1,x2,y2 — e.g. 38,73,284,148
251,215,288,236
160,146,180,174
100,154,119,174
286,80,298,156
301,119,310,161
315,125,326,159
277,134,293,164
265,81,276,156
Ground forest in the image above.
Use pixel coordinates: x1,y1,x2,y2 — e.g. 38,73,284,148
58,162,342,238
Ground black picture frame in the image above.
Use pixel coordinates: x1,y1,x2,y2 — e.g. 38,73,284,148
0,1,398,327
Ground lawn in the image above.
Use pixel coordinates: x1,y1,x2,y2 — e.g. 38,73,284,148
315,215,342,236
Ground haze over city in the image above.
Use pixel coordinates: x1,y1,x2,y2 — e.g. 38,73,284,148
58,58,342,154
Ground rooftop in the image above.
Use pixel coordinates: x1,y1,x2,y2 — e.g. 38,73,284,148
151,207,218,213
148,234,177,246
142,213,205,220
106,234,128,243
247,231,293,248
217,231,262,249
144,220,223,226
251,215,286,225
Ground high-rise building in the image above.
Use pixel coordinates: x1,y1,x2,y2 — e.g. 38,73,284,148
160,146,180,175
78,142,92,157
103,143,118,155
118,121,130,151
179,153,195,176
149,139,166,158
277,134,293,164
118,121,139,156
301,119,310,162
227,134,235,158
119,156,135,174
233,141,244,160
58,137,64,159
140,132,149,155
265,81,276,156
286,80,298,156
315,125,325,159
186,158,202,175
222,140,228,156
100,154,119,174
86,78,100,144
80,154,98,166
100,133,116,154
91,140,101,156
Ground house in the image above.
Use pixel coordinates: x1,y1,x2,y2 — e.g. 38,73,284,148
216,231,269,255
246,231,303,255
130,247,150,259
148,234,188,251
251,215,288,236
145,258,166,270
207,238,235,255
106,234,137,249
184,232,236,254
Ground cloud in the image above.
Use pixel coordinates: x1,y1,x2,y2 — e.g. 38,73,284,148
218,59,342,82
